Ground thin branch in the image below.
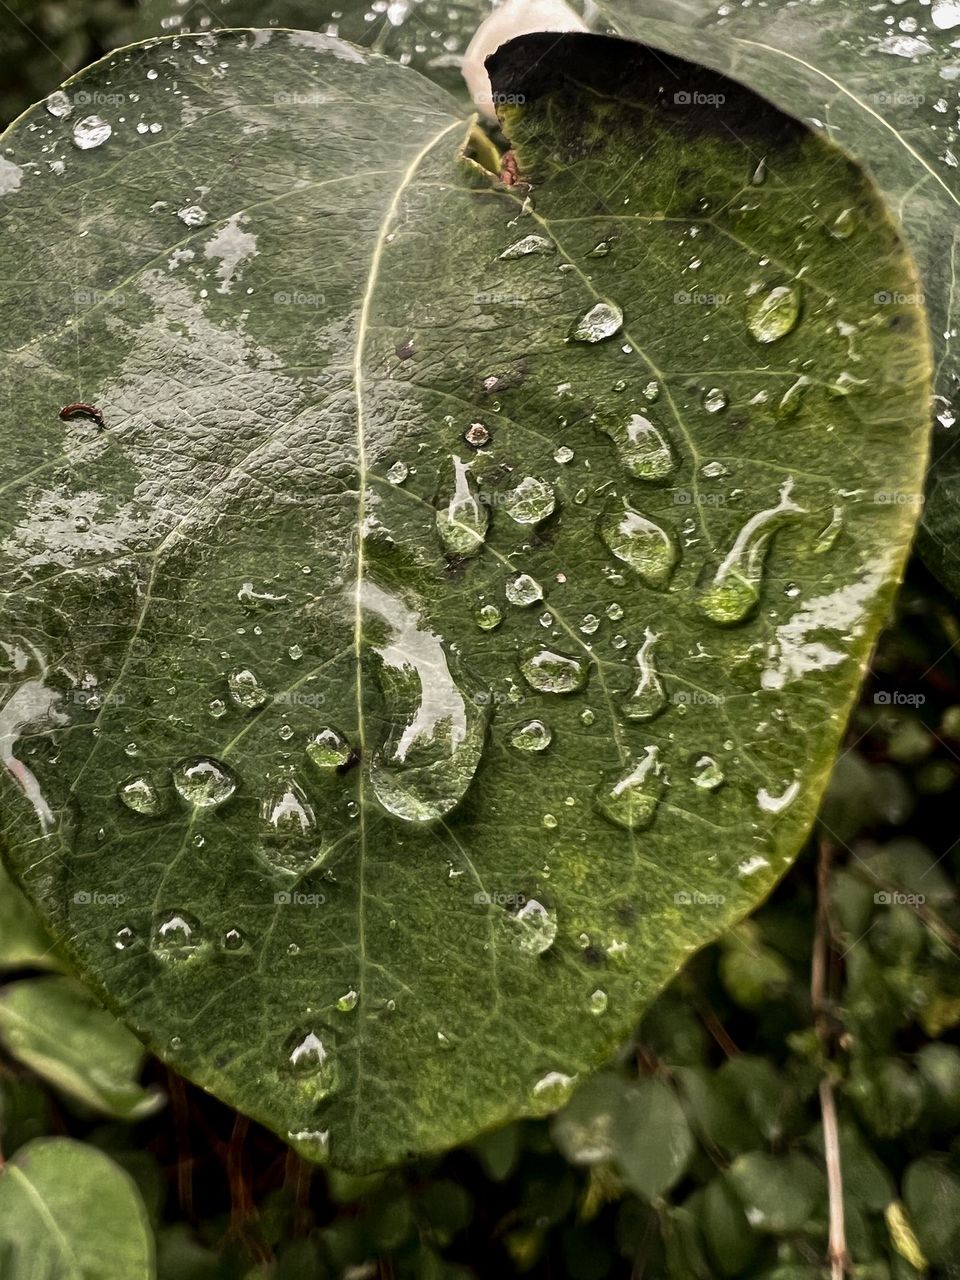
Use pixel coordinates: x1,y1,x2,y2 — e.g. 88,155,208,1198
813,838,849,1280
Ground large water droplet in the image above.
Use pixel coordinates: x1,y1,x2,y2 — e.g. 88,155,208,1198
596,747,663,830
932,0,960,29
506,573,543,607
72,115,111,150
361,582,487,822
306,727,352,771
152,910,205,961
596,412,674,481
502,476,556,524
570,301,623,343
172,757,237,808
45,91,72,119
118,774,166,816
500,233,555,258
436,456,488,557
508,899,557,955
697,479,805,625
284,1028,339,1099
599,501,678,589
747,284,801,343
476,603,502,631
520,648,588,694
260,777,320,873
510,719,553,752
227,668,268,710
622,629,666,721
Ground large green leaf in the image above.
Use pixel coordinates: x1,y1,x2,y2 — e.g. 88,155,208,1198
0,976,164,1120
590,0,960,591
0,862,60,971
0,29,930,1169
0,1137,155,1279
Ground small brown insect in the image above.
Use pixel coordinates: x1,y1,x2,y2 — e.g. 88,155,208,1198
58,403,104,428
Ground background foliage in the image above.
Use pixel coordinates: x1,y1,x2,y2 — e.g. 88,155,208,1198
0,2,958,1277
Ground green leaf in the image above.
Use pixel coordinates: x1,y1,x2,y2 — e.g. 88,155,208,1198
0,1137,155,1280
698,1177,759,1278
116,0,495,98
725,1151,825,1234
0,861,60,971
902,1157,960,1267
593,1,959,593
0,976,164,1120
0,28,930,1170
553,1071,693,1198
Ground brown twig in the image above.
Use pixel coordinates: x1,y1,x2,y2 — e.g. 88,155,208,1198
813,838,849,1280
166,1068,194,1220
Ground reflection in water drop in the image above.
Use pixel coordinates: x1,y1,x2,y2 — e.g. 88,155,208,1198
118,774,166,816
227,668,268,710
777,375,811,418
306,727,352,771
747,284,801,343
502,476,556,524
597,412,675,481
596,747,663,830
697,479,805,625
500,234,554,258
73,115,112,149
476,603,503,631
114,925,137,951
506,573,543,607
691,755,724,791
436,456,488,556
570,300,623,343
530,1070,576,1112
622,629,666,721
359,582,487,823
284,1028,340,1099
508,899,557,955
337,989,359,1012
599,501,678,589
510,719,553,752
520,648,588,694
260,777,319,874
152,911,205,961
588,988,608,1015
172,757,236,808
702,387,728,414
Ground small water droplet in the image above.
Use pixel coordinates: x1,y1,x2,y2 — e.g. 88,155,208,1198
599,501,678,589
506,573,543,607
500,234,554,258
554,445,575,464
72,115,111,149
152,910,205,961
208,697,227,719
306,728,352,769
464,421,490,448
227,668,268,710
278,724,295,742
570,300,623,343
596,746,663,830
580,708,596,726
622,629,666,721
697,478,805,625
45,91,72,119
177,204,209,227
118,774,166,815
588,988,608,1015
750,156,767,185
510,719,553,752
284,1028,339,1099
580,613,600,635
508,899,557,955
829,207,857,239
691,755,724,790
114,925,137,952
172,757,236,808
436,456,488,556
502,476,556,524
606,603,624,621
476,603,503,631
827,370,868,397
642,380,660,403
596,412,675,480
337,989,359,1012
386,460,409,484
777,375,811,418
814,505,844,555
702,387,728,414
747,284,801,343
520,648,588,694
530,1070,576,1112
